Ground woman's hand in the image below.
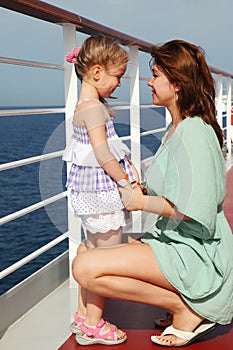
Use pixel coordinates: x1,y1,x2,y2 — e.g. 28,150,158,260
140,184,148,195
119,185,145,211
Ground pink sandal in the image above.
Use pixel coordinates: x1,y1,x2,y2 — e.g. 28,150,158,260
75,318,127,345
70,313,85,334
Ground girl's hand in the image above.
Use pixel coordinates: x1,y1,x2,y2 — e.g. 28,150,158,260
118,185,145,211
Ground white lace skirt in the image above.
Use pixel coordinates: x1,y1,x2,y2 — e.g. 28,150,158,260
70,188,126,233
80,210,126,234
70,188,124,215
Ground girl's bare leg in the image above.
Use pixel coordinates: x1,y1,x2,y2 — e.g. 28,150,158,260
77,227,125,338
76,241,92,318
73,241,204,345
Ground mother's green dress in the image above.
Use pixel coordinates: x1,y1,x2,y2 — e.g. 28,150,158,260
141,117,233,324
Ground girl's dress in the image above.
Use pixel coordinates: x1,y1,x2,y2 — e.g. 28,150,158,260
62,101,135,233
141,116,233,325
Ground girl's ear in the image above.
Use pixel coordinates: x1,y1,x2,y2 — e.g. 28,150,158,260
92,64,103,81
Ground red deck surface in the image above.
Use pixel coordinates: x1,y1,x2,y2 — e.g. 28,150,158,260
58,324,233,350
59,166,233,350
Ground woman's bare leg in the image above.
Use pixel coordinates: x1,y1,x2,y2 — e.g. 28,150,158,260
73,241,204,345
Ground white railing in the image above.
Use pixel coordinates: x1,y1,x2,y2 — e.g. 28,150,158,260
0,0,232,292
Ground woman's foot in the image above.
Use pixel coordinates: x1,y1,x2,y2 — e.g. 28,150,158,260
151,320,216,347
153,310,204,346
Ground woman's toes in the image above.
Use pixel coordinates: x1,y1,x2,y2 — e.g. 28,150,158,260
157,334,184,346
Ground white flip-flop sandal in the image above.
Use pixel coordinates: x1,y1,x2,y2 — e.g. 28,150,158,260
151,320,216,347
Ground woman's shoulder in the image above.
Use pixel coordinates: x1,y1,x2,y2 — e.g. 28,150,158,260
174,116,222,159
181,116,206,128
178,116,215,139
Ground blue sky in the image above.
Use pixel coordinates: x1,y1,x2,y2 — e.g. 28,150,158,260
1,0,233,107
46,0,233,72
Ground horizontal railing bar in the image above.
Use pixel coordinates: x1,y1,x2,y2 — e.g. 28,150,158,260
0,150,64,171
0,102,154,116
0,233,68,280
0,107,65,117
120,127,166,141
0,127,163,171
0,56,64,70
123,75,150,81
209,65,233,79
113,104,156,110
1,0,233,77
120,135,131,141
140,127,166,136
0,192,67,225
140,105,159,109
0,0,153,53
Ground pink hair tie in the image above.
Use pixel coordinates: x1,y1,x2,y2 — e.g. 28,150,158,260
66,47,81,64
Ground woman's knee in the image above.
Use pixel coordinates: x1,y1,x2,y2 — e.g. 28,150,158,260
76,242,88,255
72,251,93,288
72,254,85,284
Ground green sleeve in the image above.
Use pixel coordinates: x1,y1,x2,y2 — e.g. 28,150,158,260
149,118,226,240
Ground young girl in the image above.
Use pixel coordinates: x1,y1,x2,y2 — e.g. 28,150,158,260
63,35,138,345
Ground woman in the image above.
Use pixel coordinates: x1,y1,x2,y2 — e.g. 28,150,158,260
72,39,233,347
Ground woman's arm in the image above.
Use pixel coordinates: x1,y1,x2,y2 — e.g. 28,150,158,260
119,186,191,220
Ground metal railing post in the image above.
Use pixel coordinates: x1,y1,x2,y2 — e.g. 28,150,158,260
63,24,81,288
216,74,223,128
129,46,142,233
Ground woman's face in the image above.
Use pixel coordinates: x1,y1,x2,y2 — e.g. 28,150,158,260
147,64,177,108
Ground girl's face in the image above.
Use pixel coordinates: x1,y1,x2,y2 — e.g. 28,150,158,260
97,63,127,98
147,64,178,108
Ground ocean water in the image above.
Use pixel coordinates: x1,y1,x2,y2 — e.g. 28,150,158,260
0,106,165,295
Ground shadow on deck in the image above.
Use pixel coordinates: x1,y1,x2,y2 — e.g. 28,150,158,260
59,166,233,350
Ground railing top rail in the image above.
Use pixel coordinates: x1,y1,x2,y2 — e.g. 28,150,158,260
0,0,152,52
1,0,233,79
209,66,233,79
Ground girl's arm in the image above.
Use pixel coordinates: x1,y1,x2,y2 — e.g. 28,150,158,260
82,103,130,184
89,125,129,182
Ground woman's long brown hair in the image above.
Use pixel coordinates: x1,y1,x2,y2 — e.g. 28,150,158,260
150,40,224,148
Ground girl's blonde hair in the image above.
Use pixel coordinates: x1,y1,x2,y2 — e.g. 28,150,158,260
74,35,128,81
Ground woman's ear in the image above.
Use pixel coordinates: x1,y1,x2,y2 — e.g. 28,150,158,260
174,84,181,93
